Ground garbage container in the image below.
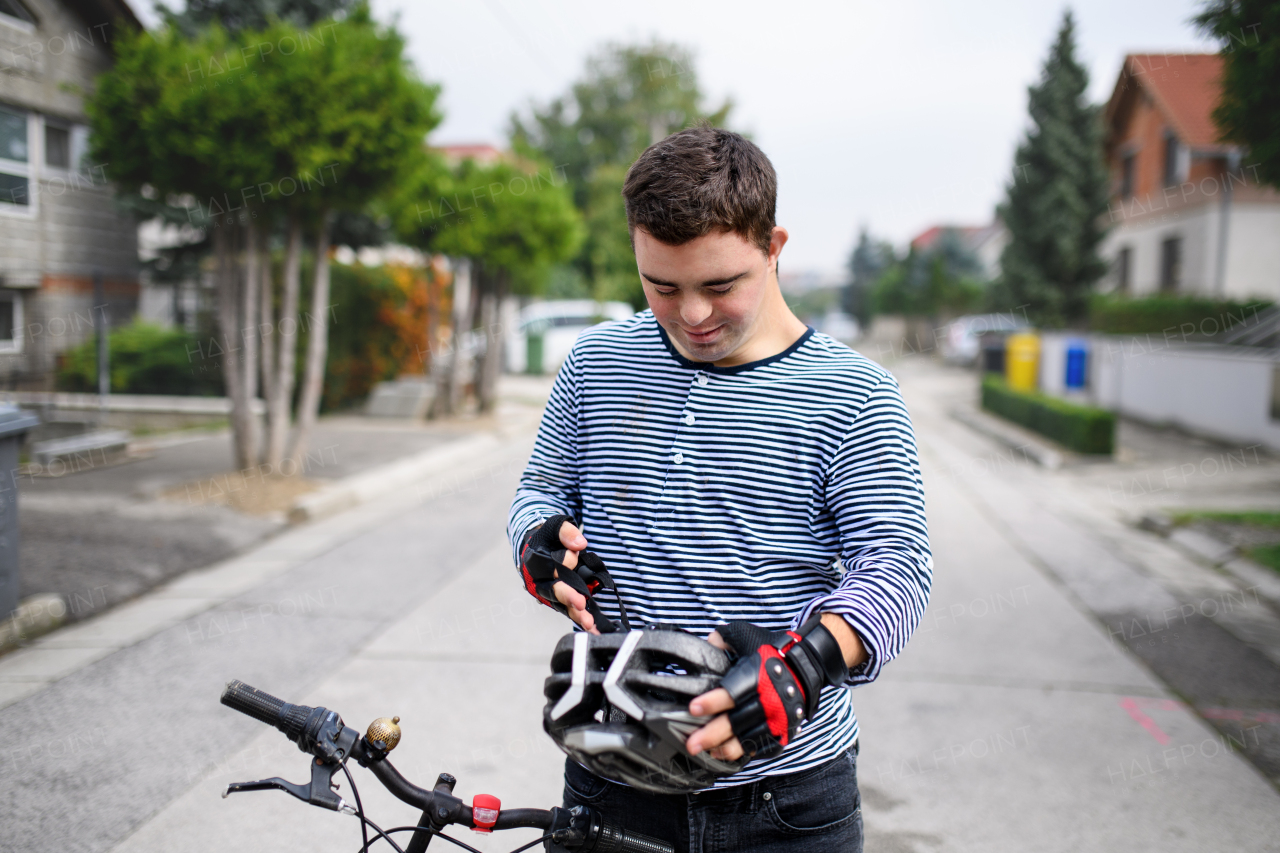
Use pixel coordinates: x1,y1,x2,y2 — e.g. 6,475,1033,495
1065,339,1088,389
979,332,1006,374
0,406,40,620
1005,332,1041,392
526,332,544,376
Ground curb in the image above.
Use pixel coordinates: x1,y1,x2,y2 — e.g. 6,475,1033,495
287,433,502,524
949,405,1065,470
0,594,66,654
1139,512,1280,612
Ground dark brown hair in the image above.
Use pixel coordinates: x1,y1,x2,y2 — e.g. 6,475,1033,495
622,126,777,255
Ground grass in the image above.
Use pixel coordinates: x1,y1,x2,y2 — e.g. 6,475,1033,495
1248,544,1280,573
1170,511,1280,529
1171,511,1280,574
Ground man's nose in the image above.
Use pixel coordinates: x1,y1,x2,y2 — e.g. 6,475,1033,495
680,295,713,327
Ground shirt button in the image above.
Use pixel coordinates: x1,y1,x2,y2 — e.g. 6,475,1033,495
696,373,709,386
674,453,684,465
683,414,695,426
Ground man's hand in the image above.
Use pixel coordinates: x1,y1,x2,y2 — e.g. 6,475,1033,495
685,614,867,760
547,520,600,635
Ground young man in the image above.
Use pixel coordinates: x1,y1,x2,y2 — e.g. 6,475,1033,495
508,127,931,852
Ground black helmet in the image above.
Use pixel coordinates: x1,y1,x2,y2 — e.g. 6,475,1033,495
543,625,747,794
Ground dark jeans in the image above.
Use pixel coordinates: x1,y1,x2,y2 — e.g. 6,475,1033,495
559,746,863,853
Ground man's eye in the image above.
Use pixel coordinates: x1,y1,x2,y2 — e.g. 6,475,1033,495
655,287,678,297
708,286,733,295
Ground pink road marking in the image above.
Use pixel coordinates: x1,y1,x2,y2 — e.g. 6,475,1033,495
1120,697,1172,745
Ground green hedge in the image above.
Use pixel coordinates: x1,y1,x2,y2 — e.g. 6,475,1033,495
1089,294,1271,336
981,375,1115,455
57,320,224,396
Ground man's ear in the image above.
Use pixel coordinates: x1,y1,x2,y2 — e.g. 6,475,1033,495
767,226,789,274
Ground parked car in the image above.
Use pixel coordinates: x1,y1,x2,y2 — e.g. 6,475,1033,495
939,313,1031,365
506,300,636,374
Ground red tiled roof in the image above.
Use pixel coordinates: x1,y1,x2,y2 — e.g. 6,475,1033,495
910,224,992,252
1112,54,1225,149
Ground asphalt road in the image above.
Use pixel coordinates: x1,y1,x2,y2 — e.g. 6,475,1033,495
0,359,1277,853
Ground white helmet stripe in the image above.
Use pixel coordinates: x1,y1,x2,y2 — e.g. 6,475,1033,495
550,631,591,720
603,630,646,720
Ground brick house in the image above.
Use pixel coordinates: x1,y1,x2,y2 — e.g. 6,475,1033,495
0,0,141,388
1101,53,1280,300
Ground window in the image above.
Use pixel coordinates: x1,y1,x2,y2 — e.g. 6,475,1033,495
0,291,23,353
1116,246,1132,293
1163,133,1180,187
44,123,70,169
1160,237,1181,292
0,105,29,206
1119,153,1135,198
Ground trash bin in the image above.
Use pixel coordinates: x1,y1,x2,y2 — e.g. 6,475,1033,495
526,332,544,376
979,332,1006,374
1005,332,1041,392
0,406,40,620
1064,340,1088,389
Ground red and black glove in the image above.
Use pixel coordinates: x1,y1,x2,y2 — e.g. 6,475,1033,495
518,515,630,633
717,615,850,760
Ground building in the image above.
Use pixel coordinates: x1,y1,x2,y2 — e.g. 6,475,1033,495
0,0,142,388
909,222,1008,282
1100,53,1280,301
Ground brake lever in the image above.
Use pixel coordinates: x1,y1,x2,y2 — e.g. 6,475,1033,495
223,757,358,814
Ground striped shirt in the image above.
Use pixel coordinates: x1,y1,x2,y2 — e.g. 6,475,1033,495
508,310,932,785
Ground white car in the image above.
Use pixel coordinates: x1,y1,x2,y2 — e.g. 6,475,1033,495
506,300,636,374
939,313,1030,365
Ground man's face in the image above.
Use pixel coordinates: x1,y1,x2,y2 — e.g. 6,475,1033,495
634,227,785,364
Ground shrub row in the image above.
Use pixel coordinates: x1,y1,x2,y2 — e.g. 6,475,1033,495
1089,294,1271,336
981,375,1115,455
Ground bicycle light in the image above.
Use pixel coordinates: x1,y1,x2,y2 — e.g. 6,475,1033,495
471,793,500,833
365,716,402,752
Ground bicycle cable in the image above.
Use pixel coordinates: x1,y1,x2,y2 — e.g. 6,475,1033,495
367,825,486,853
341,762,372,853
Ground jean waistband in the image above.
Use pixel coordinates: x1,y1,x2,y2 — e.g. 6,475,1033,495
686,744,856,803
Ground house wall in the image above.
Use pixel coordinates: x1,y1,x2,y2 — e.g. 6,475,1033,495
0,0,139,387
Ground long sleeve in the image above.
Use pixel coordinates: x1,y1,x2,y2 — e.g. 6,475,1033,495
507,347,585,565
795,374,933,686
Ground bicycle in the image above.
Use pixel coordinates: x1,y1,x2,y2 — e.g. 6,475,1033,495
218,679,674,853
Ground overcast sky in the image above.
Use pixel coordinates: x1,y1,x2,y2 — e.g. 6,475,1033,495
144,1,1218,274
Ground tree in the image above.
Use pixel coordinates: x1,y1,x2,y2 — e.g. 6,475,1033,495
994,11,1111,327
844,228,894,326
1195,1,1280,189
155,0,356,35
510,42,731,307
394,155,583,414
88,4,441,470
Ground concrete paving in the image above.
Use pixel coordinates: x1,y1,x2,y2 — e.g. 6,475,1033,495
1,360,1277,853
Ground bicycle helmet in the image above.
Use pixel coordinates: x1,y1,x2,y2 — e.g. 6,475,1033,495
543,625,747,794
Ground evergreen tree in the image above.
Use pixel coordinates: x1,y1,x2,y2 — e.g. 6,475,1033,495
995,11,1110,327
1195,0,1280,189
844,228,894,326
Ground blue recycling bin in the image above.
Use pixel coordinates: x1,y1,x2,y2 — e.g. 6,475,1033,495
1065,340,1088,389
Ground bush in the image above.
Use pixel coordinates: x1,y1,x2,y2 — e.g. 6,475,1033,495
57,321,224,396
1089,294,1271,336
981,375,1114,454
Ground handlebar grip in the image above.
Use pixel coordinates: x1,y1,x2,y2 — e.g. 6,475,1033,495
588,817,674,853
221,680,286,726
221,680,313,743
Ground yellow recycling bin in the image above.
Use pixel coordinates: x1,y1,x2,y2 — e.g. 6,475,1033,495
1005,332,1040,392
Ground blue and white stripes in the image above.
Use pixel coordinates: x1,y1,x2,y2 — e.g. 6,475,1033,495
509,310,932,785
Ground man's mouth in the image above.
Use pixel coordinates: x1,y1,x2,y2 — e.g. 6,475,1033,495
682,324,724,344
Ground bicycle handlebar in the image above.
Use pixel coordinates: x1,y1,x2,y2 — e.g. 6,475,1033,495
219,680,673,853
